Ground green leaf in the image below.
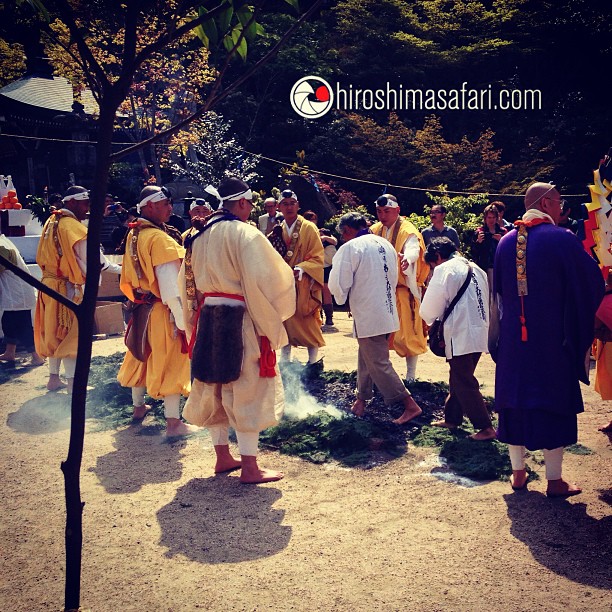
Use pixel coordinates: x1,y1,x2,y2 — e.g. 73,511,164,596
218,6,235,35
235,37,248,61
236,5,253,26
195,7,218,47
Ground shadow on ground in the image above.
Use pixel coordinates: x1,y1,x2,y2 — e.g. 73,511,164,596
157,476,291,563
505,491,612,589
89,423,199,493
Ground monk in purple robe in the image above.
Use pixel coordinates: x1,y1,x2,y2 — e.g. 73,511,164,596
493,182,604,498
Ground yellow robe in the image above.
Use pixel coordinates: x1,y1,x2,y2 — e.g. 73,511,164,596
282,216,326,348
370,218,429,357
595,340,612,400
179,218,296,432
34,211,87,359
117,223,190,399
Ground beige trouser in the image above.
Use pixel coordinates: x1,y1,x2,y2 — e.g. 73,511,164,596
357,335,410,404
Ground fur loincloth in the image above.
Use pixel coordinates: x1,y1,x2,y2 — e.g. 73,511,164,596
192,304,245,383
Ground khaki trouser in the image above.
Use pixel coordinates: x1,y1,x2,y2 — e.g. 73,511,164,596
357,334,410,404
445,352,491,430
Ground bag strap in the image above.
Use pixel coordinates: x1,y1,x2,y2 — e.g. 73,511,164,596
441,265,473,324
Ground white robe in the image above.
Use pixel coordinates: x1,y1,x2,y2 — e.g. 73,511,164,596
420,256,489,359
329,233,400,339
0,234,36,311
179,218,296,433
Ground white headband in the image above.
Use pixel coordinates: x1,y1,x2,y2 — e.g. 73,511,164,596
375,195,399,209
62,191,89,202
137,189,169,212
190,200,212,211
204,184,253,210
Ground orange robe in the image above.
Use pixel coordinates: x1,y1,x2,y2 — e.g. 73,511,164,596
370,218,429,357
34,211,87,359
282,216,326,348
117,222,190,399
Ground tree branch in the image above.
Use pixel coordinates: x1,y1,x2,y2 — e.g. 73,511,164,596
132,0,230,68
111,0,325,161
51,0,111,93
0,254,79,313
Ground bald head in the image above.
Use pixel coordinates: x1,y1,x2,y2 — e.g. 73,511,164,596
524,182,559,211
524,181,563,224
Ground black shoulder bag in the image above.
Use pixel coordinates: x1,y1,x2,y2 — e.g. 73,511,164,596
428,266,473,358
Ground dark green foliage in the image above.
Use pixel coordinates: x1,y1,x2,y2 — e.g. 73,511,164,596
414,422,538,482
25,195,53,226
565,443,594,456
86,352,164,429
260,410,406,466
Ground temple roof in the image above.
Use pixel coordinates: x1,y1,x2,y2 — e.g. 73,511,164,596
0,75,98,116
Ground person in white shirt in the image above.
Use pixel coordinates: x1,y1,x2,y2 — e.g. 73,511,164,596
0,235,44,366
420,237,496,440
258,197,281,234
369,194,429,383
328,212,423,425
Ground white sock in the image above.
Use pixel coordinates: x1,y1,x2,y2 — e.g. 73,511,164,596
131,386,146,407
543,447,563,480
209,425,230,446
63,357,76,378
49,357,61,376
307,347,319,364
236,431,259,456
163,394,181,420
508,445,526,471
405,355,418,380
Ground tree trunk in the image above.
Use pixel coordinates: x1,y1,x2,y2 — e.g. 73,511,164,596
61,101,116,612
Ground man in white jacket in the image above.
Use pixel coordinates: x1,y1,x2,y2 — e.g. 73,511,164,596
328,212,422,425
420,237,496,441
0,235,44,366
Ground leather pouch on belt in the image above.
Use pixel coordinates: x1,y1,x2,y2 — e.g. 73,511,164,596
124,301,155,362
192,304,244,383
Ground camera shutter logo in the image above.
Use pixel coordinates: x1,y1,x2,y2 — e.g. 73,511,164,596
290,76,334,119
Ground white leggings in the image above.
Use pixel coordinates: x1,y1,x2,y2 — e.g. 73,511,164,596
131,387,181,420
280,345,319,364
508,445,564,481
208,425,259,456
49,357,76,378
405,355,418,380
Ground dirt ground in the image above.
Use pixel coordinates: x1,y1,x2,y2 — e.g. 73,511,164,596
0,309,610,611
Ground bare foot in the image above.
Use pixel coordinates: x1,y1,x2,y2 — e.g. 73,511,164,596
351,399,366,417
165,420,200,438
240,455,284,484
510,469,528,490
132,403,152,421
392,396,423,425
214,444,242,474
431,420,459,429
47,375,67,391
0,353,16,363
469,427,497,441
29,354,45,367
598,420,612,433
241,467,284,484
546,479,582,499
